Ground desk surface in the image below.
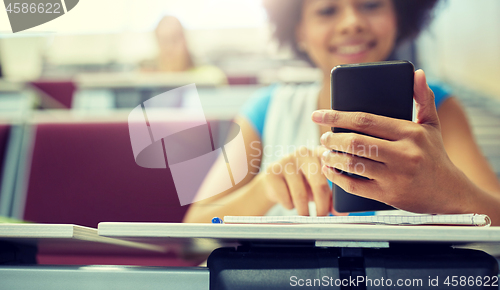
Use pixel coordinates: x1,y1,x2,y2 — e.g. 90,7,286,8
0,224,165,255
98,222,500,251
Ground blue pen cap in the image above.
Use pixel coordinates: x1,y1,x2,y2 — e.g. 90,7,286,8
211,217,223,224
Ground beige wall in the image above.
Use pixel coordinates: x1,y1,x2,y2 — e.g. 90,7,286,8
418,0,500,98
0,26,274,80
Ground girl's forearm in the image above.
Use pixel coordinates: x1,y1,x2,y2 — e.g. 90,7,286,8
182,174,275,223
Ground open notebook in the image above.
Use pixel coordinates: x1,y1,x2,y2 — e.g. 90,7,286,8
221,214,491,227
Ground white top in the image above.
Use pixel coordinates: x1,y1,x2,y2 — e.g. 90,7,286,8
261,83,322,216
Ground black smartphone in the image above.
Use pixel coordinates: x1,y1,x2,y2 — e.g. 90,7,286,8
330,60,414,212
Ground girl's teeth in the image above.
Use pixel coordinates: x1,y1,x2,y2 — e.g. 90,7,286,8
337,44,366,54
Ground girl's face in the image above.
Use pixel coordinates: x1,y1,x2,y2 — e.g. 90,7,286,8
296,0,397,75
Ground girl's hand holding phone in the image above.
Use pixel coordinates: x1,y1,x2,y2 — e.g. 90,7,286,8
312,70,472,214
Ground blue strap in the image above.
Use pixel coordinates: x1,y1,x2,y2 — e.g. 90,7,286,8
241,83,452,138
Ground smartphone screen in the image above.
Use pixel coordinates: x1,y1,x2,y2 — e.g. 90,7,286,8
330,60,414,212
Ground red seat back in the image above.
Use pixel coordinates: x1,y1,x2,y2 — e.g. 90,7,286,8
0,124,11,186
31,81,76,109
23,122,188,228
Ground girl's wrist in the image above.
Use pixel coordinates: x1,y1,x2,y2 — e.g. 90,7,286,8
451,168,494,216
252,173,277,210
456,170,479,214
440,165,479,215
463,187,500,226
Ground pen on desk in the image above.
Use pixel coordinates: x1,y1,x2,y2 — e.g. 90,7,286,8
211,217,224,224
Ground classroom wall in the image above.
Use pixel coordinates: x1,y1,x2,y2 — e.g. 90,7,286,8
2,0,499,93
418,0,500,98
0,26,276,81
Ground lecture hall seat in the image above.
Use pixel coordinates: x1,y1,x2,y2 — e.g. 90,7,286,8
22,122,188,227
0,124,11,190
20,120,210,266
30,81,76,109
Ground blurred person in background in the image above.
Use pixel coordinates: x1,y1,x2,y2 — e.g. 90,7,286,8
153,15,193,72
183,0,500,224
142,15,227,83
0,47,3,78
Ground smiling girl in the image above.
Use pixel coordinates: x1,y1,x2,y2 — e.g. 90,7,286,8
183,0,500,225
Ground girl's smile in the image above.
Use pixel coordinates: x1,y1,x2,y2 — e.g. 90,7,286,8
328,39,377,63
297,0,397,77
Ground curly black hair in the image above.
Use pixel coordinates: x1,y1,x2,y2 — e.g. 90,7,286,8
263,0,439,63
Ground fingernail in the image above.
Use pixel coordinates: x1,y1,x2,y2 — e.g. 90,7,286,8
312,111,324,123
320,132,329,144
322,150,330,159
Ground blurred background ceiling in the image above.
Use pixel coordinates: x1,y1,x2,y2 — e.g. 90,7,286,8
0,0,497,99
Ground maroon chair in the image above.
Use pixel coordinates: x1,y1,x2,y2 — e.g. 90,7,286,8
227,75,258,85
23,122,188,227
21,121,202,266
30,81,76,109
0,124,10,181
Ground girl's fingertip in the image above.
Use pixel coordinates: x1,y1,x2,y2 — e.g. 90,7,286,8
312,111,324,123
416,69,427,82
320,131,330,144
